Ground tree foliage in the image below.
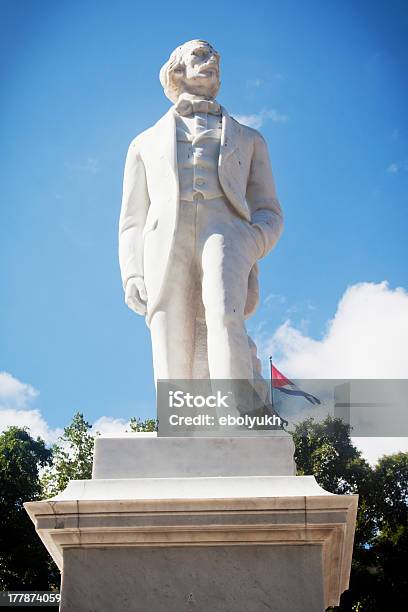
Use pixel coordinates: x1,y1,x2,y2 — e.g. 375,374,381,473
0,427,58,589
41,413,158,497
41,412,94,498
129,417,158,432
292,416,408,611
340,452,408,611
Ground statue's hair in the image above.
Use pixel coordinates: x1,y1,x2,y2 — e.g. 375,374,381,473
159,40,220,103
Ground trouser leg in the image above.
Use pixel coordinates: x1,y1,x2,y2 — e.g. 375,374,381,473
148,204,199,381
150,305,196,380
191,301,211,379
198,198,265,419
200,208,257,381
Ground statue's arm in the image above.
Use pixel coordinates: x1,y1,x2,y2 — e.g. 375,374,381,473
118,138,150,314
246,132,284,258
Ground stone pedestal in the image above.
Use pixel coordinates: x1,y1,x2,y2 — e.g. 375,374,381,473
25,434,357,612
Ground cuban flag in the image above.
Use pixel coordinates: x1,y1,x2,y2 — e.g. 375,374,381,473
271,363,321,405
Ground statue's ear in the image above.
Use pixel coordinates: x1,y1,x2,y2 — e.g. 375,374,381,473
169,71,186,103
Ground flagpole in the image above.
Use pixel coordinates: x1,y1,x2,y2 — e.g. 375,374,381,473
269,355,274,408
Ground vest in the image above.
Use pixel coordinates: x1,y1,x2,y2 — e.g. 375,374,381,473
176,114,224,201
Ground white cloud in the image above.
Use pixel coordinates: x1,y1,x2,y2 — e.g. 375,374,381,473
246,75,285,88
266,109,288,123
0,371,136,445
353,437,408,466
246,78,263,88
0,371,38,409
387,160,408,174
264,281,408,378
262,281,408,464
233,114,264,129
0,372,62,444
92,416,130,436
0,408,63,445
264,293,286,306
233,109,288,129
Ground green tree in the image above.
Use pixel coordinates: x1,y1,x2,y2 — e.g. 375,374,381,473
0,427,58,589
348,453,408,611
129,417,158,432
373,452,408,531
292,416,408,611
42,413,94,497
292,416,375,547
42,413,159,497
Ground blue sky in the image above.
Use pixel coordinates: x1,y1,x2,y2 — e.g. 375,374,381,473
0,0,407,446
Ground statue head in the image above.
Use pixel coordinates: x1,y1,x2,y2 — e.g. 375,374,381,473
160,39,220,103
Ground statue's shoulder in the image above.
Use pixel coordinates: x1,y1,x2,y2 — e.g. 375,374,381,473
229,114,265,145
128,109,173,151
128,125,154,150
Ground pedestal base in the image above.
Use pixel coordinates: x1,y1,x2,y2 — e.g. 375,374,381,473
62,545,324,612
91,432,297,478
25,436,357,611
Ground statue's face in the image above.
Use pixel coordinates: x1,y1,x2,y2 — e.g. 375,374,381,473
178,42,220,98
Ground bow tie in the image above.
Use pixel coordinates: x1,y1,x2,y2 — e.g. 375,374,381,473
175,98,221,117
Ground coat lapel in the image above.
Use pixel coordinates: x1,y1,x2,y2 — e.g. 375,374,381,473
219,106,238,169
154,108,178,182
218,107,250,221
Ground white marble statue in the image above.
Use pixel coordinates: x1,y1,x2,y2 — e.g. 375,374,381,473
119,39,283,383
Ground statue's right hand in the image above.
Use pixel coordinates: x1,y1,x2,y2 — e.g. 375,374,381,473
125,277,147,315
